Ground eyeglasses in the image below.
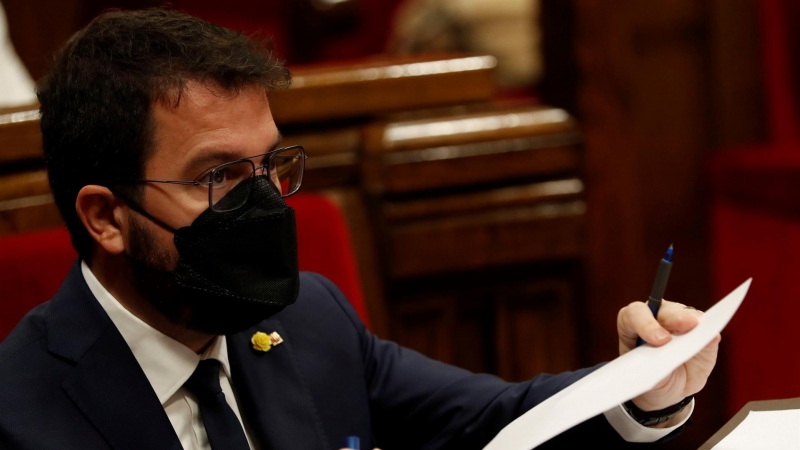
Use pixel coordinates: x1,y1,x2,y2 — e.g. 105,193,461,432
114,145,307,212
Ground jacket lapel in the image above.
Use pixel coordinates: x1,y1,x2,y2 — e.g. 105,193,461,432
47,262,182,450
227,318,331,450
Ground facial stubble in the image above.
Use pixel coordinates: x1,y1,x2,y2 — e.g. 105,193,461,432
126,212,264,336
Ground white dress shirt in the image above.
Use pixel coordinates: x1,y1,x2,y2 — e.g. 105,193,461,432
81,261,689,446
81,261,256,450
604,398,693,442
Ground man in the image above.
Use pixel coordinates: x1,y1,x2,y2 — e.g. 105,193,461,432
0,9,719,450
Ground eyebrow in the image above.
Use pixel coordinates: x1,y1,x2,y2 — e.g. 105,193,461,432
184,132,284,179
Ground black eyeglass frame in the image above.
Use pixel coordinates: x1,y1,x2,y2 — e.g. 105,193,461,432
113,145,307,212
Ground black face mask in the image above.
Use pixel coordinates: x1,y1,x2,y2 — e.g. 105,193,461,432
124,176,300,335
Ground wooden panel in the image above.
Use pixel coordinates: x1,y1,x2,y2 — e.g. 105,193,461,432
381,178,585,278
577,0,711,367
383,179,584,221
576,0,723,447
0,107,42,164
389,264,582,377
453,298,495,374
370,105,578,152
282,126,361,190
387,200,585,278
390,296,491,372
495,279,579,381
271,54,497,124
382,179,586,279
0,203,62,236
0,170,50,200
0,104,39,116
0,107,62,237
0,170,60,236
372,101,587,374
363,104,581,195
371,143,580,194
709,0,766,147
393,303,454,364
539,0,580,114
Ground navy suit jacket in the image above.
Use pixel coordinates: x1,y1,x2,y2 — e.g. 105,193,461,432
0,262,675,449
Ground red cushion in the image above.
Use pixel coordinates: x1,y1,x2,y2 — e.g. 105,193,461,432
286,194,369,327
0,193,368,340
0,228,76,341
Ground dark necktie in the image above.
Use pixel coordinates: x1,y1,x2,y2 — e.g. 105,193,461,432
184,359,251,450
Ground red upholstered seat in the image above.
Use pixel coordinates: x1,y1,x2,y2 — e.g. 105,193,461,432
0,193,368,341
286,193,369,326
0,227,76,341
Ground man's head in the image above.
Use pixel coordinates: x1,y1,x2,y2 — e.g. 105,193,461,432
37,9,298,339
38,8,291,262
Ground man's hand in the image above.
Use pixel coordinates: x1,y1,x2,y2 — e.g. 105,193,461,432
617,299,720,424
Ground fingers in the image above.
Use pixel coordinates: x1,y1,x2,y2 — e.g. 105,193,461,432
618,301,671,350
618,298,708,352
656,300,702,334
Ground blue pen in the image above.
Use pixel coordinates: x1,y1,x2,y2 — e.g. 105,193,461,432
345,436,360,450
635,245,673,347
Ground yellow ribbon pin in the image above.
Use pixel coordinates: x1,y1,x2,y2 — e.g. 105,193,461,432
251,331,284,352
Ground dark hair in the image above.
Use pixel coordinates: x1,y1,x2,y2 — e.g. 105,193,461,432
37,8,291,260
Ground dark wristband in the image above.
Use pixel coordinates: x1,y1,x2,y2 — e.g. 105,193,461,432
622,396,694,427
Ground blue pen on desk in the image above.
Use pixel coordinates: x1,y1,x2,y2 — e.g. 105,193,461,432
635,245,673,347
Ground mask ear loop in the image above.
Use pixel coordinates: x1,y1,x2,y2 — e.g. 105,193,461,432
110,189,179,234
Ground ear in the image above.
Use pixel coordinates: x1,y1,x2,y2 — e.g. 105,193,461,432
75,185,128,255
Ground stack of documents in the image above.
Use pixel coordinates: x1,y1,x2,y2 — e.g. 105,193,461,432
711,410,800,449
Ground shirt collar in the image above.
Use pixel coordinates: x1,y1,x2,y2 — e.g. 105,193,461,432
80,260,231,405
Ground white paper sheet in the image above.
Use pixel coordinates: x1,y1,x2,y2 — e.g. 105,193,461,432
483,278,752,450
712,410,800,450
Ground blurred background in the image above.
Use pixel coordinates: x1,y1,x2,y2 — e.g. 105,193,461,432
1,0,799,447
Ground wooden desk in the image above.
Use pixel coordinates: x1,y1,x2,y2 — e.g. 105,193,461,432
0,105,58,235
271,54,497,124
358,101,585,378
